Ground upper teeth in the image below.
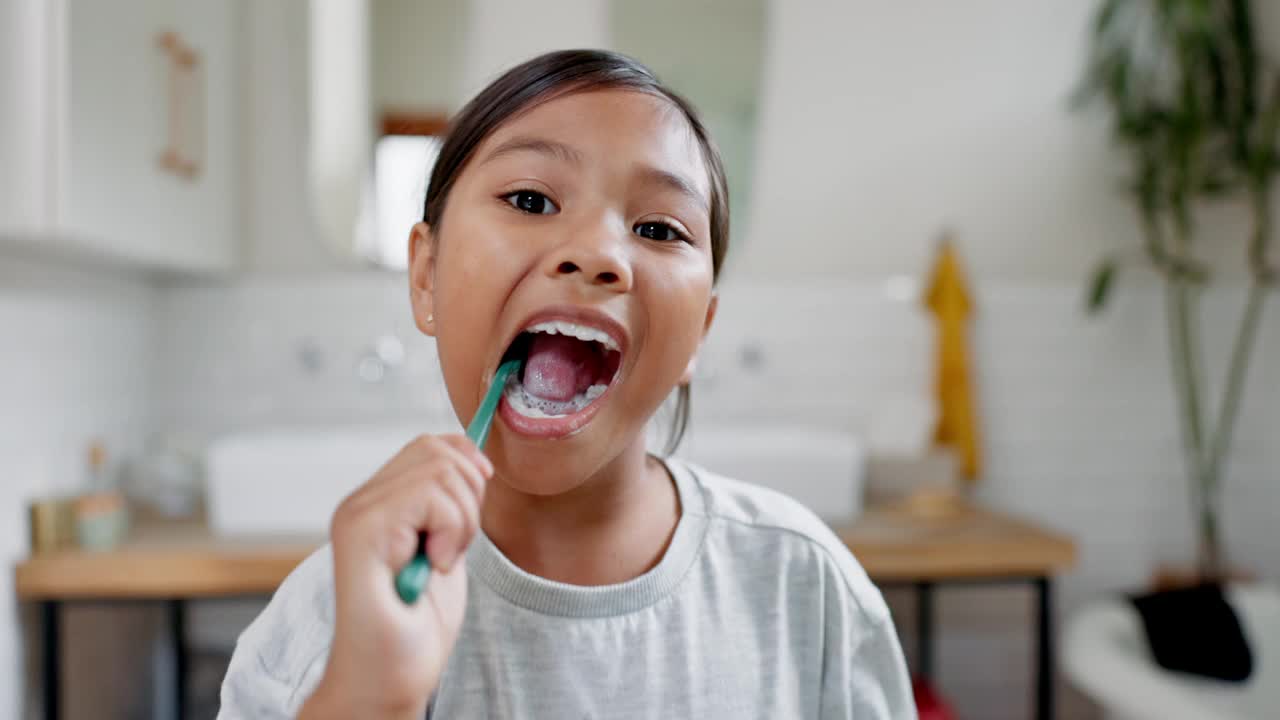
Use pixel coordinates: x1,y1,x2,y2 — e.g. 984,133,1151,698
525,320,620,351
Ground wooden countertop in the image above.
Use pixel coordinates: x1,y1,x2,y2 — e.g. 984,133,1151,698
15,504,1075,600
15,522,321,600
834,502,1077,582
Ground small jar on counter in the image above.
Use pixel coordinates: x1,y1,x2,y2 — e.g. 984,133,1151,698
73,492,129,551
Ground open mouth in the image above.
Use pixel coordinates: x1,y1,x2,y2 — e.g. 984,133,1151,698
498,319,624,434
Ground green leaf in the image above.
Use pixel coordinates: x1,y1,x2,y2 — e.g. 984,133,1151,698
1093,0,1123,36
1087,257,1119,314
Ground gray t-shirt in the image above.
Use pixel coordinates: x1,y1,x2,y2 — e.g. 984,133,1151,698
218,458,915,719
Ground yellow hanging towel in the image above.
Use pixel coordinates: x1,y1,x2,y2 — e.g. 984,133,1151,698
923,236,982,482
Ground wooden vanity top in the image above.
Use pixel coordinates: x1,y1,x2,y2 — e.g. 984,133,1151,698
16,504,1075,600
15,521,321,599
834,502,1077,582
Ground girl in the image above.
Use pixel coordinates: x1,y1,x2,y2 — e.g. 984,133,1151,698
219,49,913,719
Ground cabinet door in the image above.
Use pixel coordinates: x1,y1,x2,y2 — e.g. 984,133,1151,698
170,0,239,269
59,0,237,270
0,0,57,234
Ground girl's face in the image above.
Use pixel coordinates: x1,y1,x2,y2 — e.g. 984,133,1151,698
410,89,717,495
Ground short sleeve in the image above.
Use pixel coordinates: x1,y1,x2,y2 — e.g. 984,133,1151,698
217,547,336,719
817,546,915,719
820,611,915,718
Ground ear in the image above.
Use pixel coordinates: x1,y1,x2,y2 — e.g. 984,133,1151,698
679,292,719,385
408,222,438,336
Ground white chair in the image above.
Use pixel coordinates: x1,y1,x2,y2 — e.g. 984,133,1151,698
1063,584,1280,720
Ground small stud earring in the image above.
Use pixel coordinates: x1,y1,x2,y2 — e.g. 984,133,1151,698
426,313,434,323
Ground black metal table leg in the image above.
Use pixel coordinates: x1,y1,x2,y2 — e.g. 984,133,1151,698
916,581,935,680
42,600,60,720
169,599,188,720
1035,576,1053,720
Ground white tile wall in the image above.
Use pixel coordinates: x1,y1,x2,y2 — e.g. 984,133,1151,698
152,271,1280,719
0,252,156,720
153,271,453,437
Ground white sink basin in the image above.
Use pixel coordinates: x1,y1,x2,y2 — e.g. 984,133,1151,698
206,421,460,536
677,424,865,523
206,422,865,536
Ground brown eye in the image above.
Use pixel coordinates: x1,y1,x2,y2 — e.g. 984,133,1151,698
504,190,558,215
634,221,686,243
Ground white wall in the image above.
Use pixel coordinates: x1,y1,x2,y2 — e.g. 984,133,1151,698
153,270,445,437
739,1,1255,283
372,0,468,112
0,253,156,719
460,0,608,100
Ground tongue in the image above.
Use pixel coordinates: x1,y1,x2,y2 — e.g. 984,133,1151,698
522,334,601,402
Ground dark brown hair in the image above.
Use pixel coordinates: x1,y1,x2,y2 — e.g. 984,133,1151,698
422,49,729,454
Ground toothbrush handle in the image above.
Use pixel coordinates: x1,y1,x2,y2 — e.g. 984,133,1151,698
395,533,431,603
394,359,520,604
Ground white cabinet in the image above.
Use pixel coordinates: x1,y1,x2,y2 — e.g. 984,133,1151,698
0,0,239,271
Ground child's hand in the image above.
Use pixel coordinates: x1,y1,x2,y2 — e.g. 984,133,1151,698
302,434,492,720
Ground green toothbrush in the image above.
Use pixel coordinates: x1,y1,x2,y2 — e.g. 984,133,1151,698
395,358,521,604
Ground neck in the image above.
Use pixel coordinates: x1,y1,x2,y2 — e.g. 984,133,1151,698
481,440,680,586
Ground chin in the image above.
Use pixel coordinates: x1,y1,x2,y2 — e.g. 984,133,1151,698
486,420,636,496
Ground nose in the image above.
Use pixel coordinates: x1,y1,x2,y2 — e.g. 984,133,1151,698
544,219,633,293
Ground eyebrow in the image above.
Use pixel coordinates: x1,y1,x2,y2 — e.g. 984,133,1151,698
637,165,709,213
480,136,585,166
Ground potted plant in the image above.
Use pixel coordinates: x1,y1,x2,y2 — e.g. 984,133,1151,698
1076,0,1276,585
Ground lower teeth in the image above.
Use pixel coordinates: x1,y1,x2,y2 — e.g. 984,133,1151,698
505,377,607,418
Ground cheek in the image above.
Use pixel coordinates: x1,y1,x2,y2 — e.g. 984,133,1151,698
438,219,508,280
434,206,524,312
430,218,517,389
636,259,714,380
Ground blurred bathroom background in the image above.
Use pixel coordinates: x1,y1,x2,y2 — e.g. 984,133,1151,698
3,1,1279,718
